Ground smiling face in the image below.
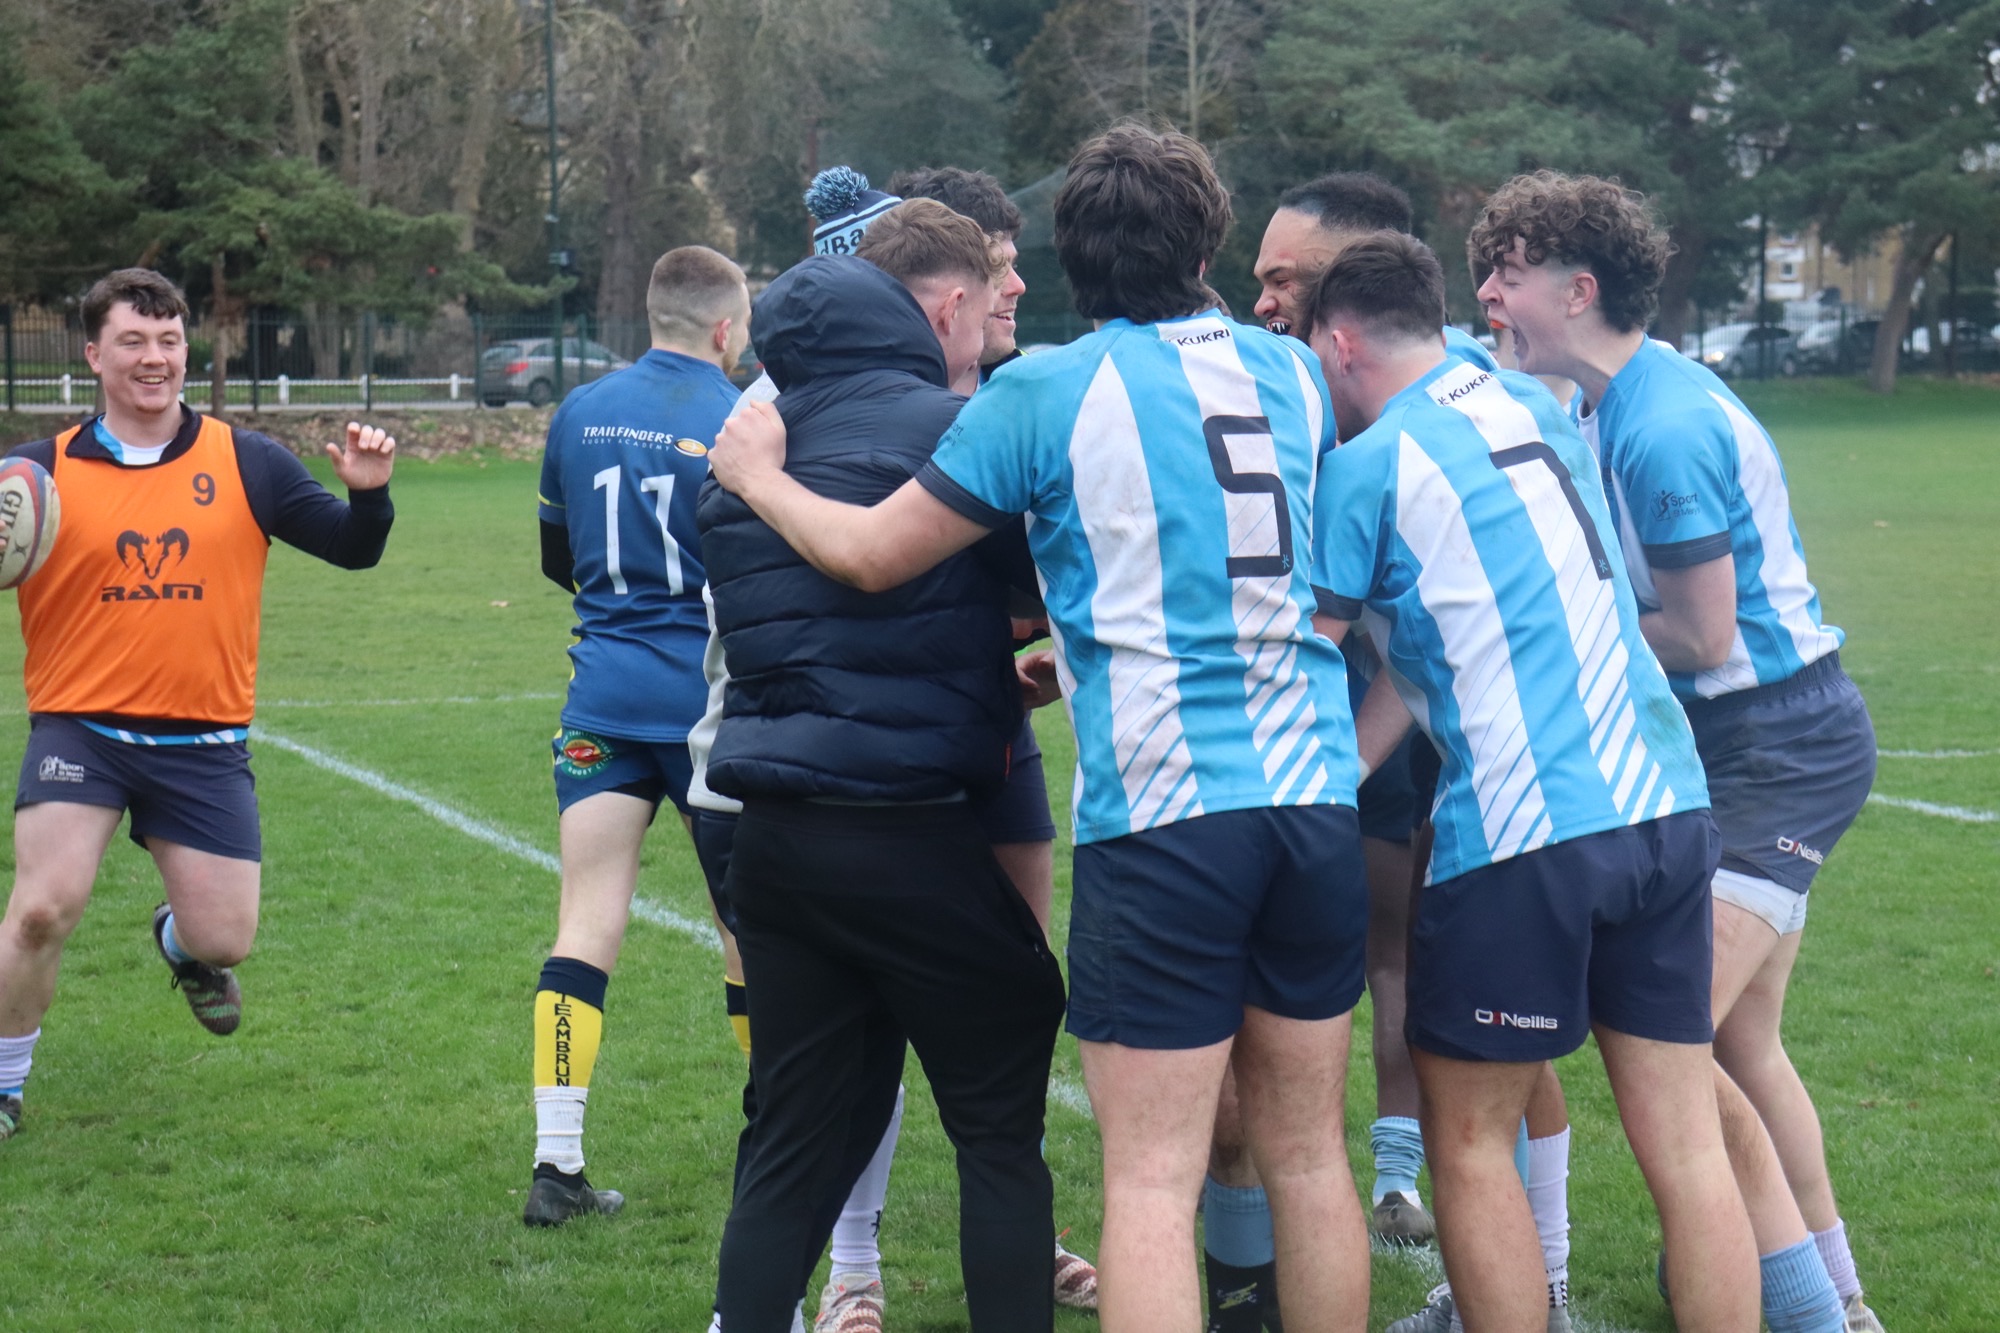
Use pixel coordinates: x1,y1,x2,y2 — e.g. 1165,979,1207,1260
85,301,187,422
983,236,1026,366
1252,208,1352,337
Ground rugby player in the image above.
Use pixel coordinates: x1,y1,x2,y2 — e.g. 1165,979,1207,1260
1245,172,1578,1332
0,268,395,1142
1302,232,1759,1333
523,246,750,1226
1472,170,1881,1333
703,200,1068,1333
712,123,1372,1333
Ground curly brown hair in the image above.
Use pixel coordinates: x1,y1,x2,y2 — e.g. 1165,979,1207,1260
83,268,189,340
1467,171,1671,334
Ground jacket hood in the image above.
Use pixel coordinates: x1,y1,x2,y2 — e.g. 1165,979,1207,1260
752,256,950,392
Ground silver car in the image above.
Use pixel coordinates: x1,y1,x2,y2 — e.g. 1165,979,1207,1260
479,338,631,407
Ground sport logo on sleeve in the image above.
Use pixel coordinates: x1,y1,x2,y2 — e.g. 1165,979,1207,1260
1652,489,1701,522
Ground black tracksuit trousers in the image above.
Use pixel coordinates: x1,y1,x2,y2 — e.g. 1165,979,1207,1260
714,797,1068,1332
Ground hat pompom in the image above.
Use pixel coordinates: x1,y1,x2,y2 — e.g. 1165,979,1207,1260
804,166,871,222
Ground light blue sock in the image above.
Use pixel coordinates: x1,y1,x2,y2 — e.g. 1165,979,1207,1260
160,914,192,965
1202,1178,1274,1267
1369,1115,1424,1202
1514,1118,1530,1185
1760,1237,1845,1333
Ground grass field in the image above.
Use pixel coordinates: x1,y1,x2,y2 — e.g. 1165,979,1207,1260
0,379,1994,1330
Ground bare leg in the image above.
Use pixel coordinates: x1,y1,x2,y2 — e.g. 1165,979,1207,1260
1081,1036,1232,1333
1363,835,1419,1119
1412,1049,1544,1333
1234,1007,1368,1333
1207,1065,1259,1188
992,839,1055,939
1524,1063,1566,1139
549,792,660,974
0,804,124,1036
1595,1027,1760,1331
150,839,261,966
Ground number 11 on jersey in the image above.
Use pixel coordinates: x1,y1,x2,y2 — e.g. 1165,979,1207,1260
593,465,687,596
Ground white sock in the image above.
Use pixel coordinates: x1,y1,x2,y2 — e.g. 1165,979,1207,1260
0,1028,38,1093
1525,1127,1571,1305
1812,1219,1862,1301
533,1085,587,1173
708,1304,804,1333
829,1084,904,1278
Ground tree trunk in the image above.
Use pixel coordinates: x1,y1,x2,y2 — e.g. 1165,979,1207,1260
209,255,231,417
597,110,646,340
1868,227,1944,394
1656,226,1708,348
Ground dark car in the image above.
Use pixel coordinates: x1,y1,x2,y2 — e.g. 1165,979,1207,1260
478,338,630,407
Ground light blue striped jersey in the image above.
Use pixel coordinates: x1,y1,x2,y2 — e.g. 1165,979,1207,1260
918,311,1358,845
1311,358,1708,883
1578,339,1842,700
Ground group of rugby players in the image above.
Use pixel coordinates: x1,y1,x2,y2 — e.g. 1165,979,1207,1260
1,120,1883,1333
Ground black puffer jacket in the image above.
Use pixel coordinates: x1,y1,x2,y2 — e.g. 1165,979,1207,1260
698,256,1024,803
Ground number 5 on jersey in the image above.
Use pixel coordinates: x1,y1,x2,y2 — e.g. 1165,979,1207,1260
593,465,686,595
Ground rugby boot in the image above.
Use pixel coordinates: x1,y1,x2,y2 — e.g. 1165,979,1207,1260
1387,1284,1573,1333
1054,1235,1100,1309
152,903,242,1035
521,1162,624,1226
1370,1189,1437,1245
813,1273,885,1333
0,1093,20,1141
1844,1293,1887,1332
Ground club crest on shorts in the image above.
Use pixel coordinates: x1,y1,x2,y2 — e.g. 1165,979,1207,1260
558,731,613,777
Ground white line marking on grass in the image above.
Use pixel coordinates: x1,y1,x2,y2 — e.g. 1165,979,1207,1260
1879,748,1999,759
1049,1076,1093,1119
1868,793,1997,824
252,728,717,948
261,692,563,709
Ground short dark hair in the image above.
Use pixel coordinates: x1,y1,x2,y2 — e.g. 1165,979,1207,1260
83,268,188,340
1053,122,1232,324
647,245,747,344
1276,172,1413,234
1301,231,1446,345
887,166,1024,239
1467,171,1671,334
856,199,1007,289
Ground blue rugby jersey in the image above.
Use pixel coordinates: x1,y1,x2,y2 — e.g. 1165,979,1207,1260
1312,358,1709,884
538,350,738,741
917,312,1358,845
1443,325,1499,373
1578,339,1842,701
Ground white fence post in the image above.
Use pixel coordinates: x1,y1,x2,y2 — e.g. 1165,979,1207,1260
277,374,290,406
59,373,71,405
449,372,461,401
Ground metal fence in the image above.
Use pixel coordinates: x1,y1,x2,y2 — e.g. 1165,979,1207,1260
0,306,662,413
5,300,1993,414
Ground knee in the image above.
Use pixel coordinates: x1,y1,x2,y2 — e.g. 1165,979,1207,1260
175,913,257,967
7,896,83,952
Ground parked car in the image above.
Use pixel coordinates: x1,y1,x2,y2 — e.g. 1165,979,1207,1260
1680,323,1801,378
478,338,630,406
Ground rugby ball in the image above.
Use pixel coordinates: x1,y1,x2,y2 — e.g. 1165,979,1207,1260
0,458,59,590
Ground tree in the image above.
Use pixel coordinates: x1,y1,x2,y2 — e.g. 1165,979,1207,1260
1750,0,2000,391
0,37,122,302
820,0,1011,186
1258,0,1766,338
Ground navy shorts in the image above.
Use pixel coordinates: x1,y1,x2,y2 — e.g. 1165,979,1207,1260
1067,804,1368,1050
551,727,694,817
14,715,261,861
1684,654,1875,894
1407,810,1720,1062
971,717,1058,845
